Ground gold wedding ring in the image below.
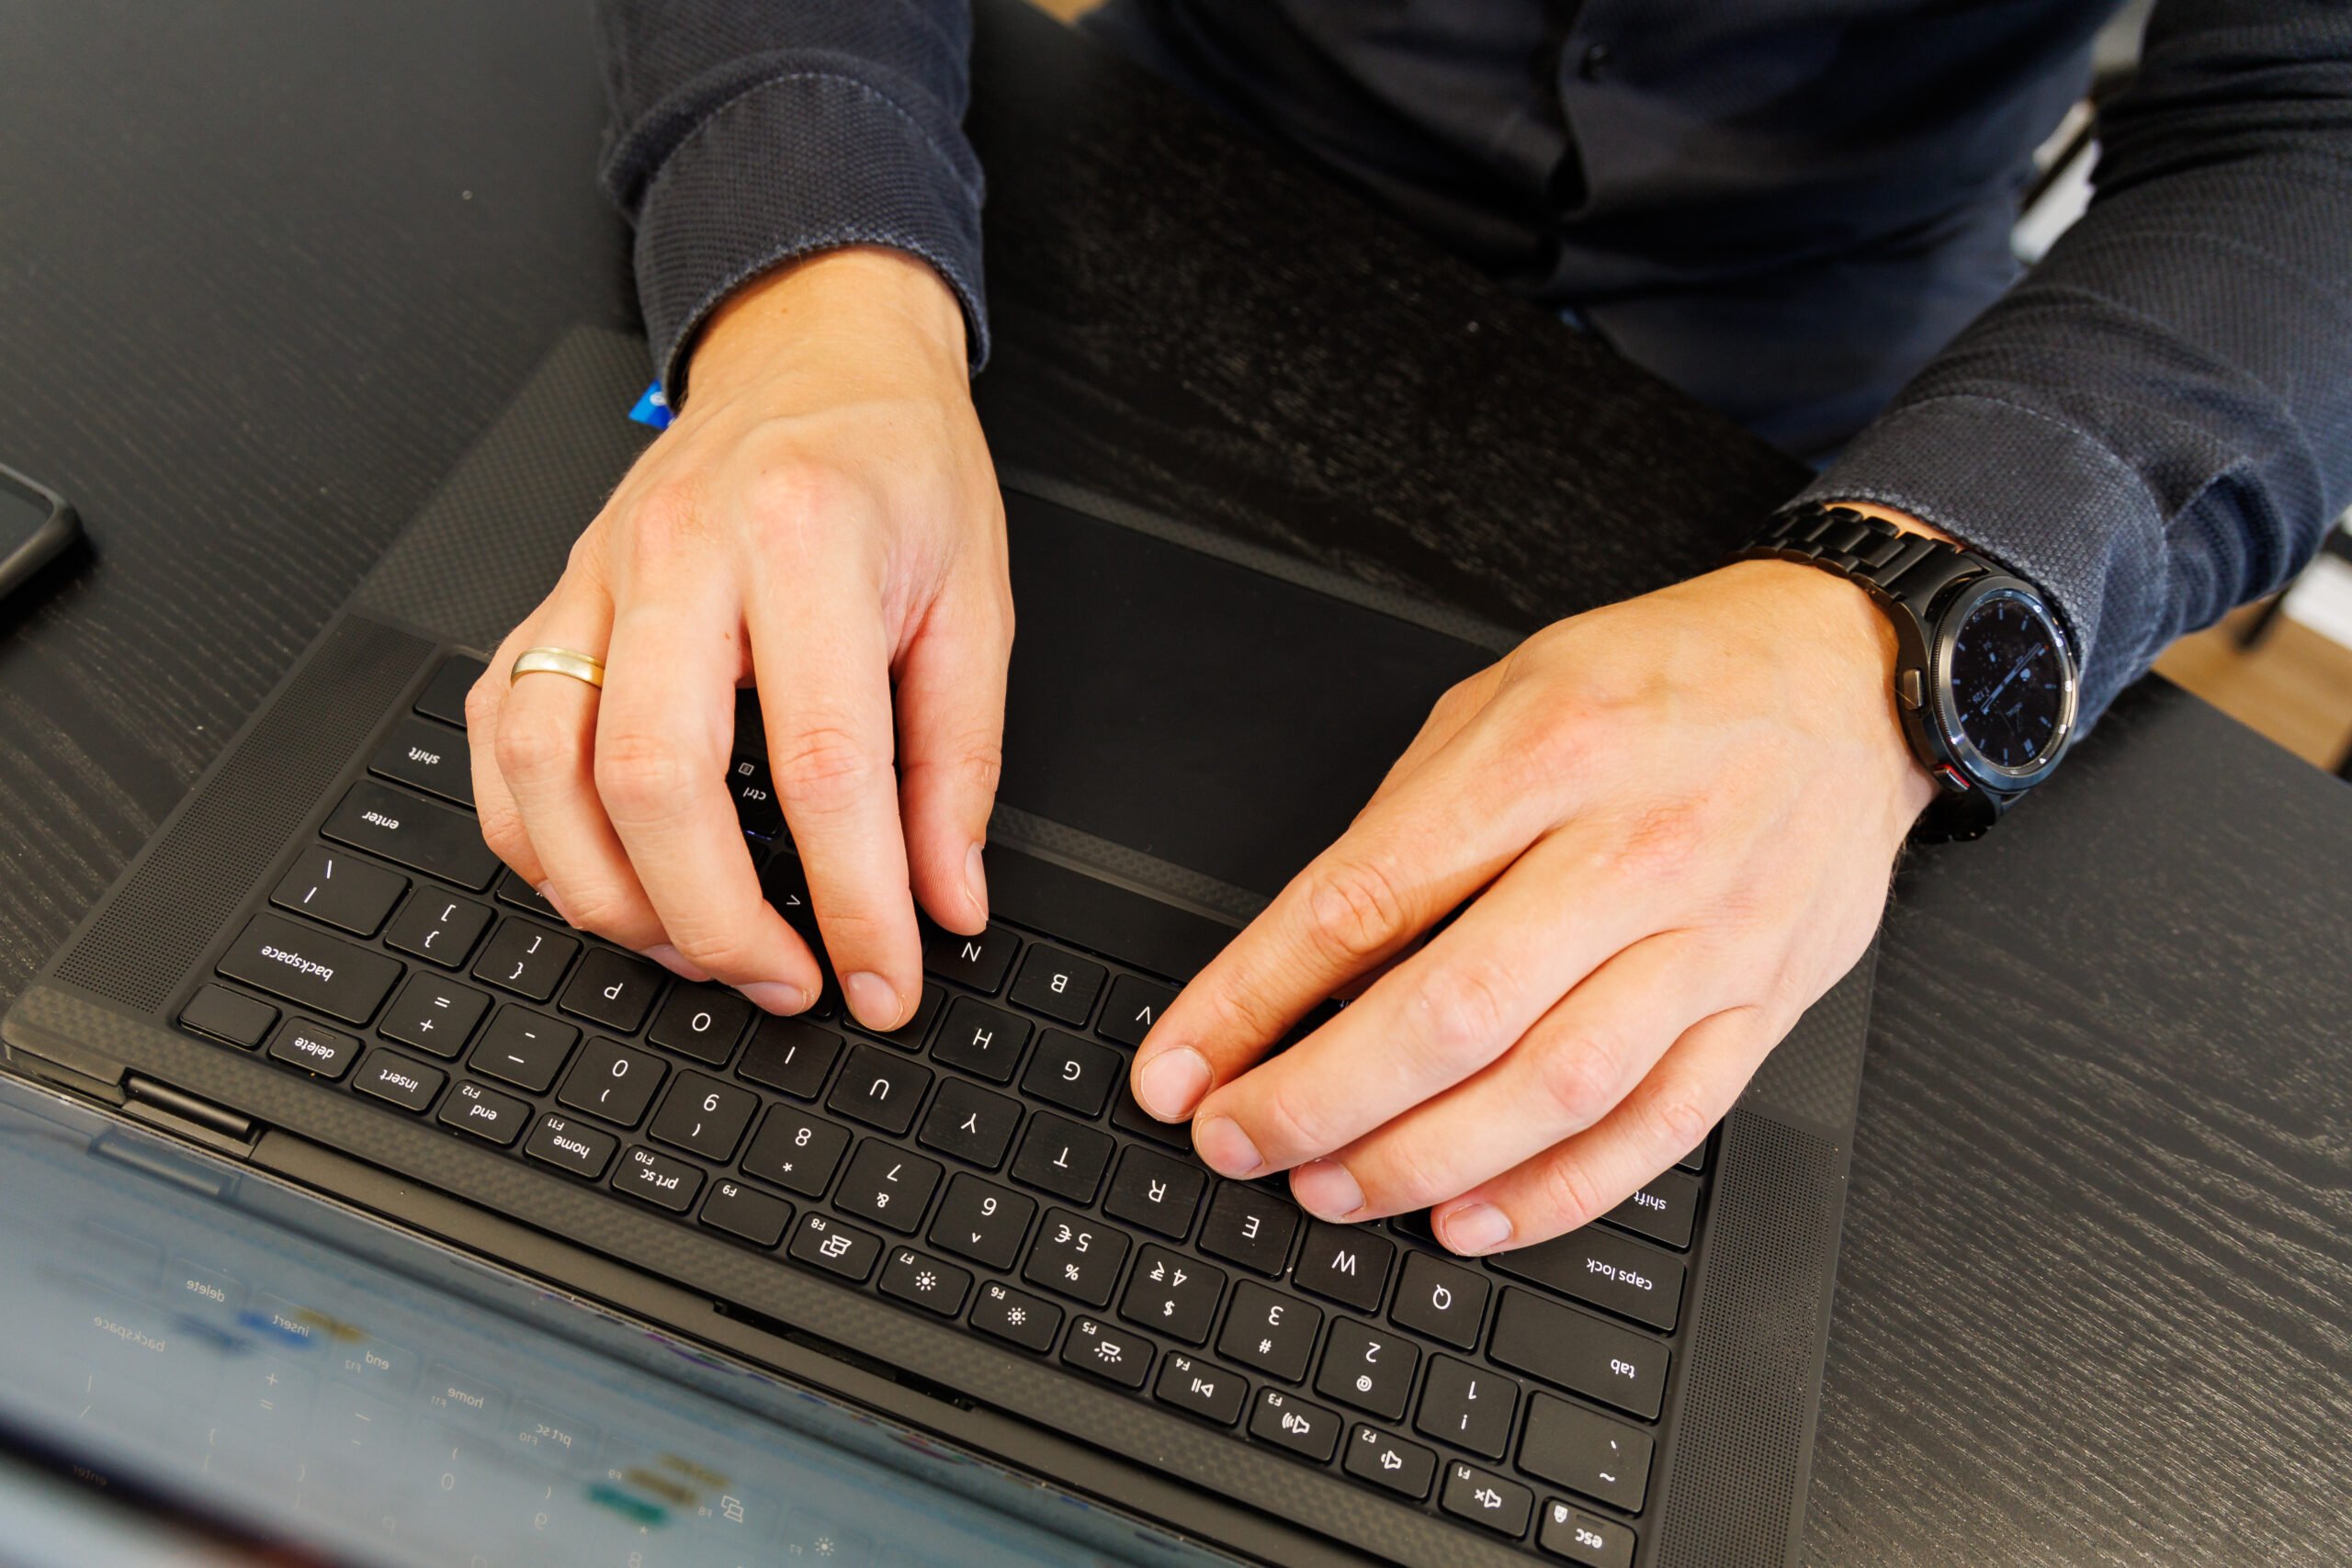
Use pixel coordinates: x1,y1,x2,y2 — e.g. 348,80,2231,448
509,647,606,689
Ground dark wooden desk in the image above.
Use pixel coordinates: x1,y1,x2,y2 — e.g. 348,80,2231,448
1,3,2346,1562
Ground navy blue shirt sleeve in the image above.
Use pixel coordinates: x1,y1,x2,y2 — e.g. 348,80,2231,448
594,0,985,403
1804,0,2352,724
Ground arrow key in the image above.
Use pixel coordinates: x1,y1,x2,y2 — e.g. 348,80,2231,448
1151,1352,1246,1426
1341,1423,1436,1501
1440,1461,1533,1538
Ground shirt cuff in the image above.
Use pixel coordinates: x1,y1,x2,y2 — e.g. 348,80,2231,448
1798,391,2172,725
629,68,989,404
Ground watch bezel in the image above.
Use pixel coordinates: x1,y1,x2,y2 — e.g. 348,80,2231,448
1927,575,2078,794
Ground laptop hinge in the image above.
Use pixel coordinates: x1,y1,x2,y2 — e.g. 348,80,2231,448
122,1073,259,1157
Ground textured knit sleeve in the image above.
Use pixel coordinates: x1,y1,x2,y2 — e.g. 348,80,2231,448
594,0,985,402
1800,0,2352,724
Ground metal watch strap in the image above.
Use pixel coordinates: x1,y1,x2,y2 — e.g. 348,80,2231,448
1736,502,1985,617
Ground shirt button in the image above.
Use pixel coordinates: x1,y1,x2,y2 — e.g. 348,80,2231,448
1580,42,1613,81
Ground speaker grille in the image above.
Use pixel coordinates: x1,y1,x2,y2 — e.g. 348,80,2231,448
1655,1109,1843,1568
53,616,434,1012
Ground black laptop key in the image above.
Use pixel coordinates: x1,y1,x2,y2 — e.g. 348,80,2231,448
1390,1250,1489,1349
1020,1030,1122,1118
879,1247,974,1316
266,1017,361,1078
378,974,489,1059
1488,1288,1668,1421
1415,1355,1518,1460
931,997,1031,1081
180,985,277,1048
740,1105,852,1198
1062,1314,1154,1389
1344,1424,1436,1500
270,845,407,937
1539,1501,1637,1568
647,983,752,1065
647,1073,759,1162
1007,945,1106,1026
1250,1388,1341,1462
470,919,579,1003
413,654,484,728
1517,1393,1654,1513
351,1050,447,1113
556,1037,665,1127
437,1079,531,1145
1008,1112,1113,1204
921,921,1019,993
1315,1317,1417,1421
1021,1209,1129,1307
1103,1145,1206,1238
1109,1082,1193,1149
1099,974,1179,1047
322,781,499,891
825,1044,931,1135
736,1016,843,1100
1441,1461,1533,1539
559,948,664,1034
928,1174,1035,1269
727,758,785,841
613,1145,704,1213
1197,1183,1301,1275
699,1179,792,1248
1218,1280,1320,1382
755,848,816,932
788,1212,880,1282
468,1007,577,1093
522,1111,618,1180
1677,1137,1709,1174
836,1141,944,1234
493,869,560,919
1601,1167,1701,1250
1118,1245,1226,1345
369,716,475,807
1293,1222,1395,1314
1153,1351,1246,1426
218,913,402,1025
917,1077,1022,1168
1490,1226,1683,1334
382,890,493,968
971,1280,1060,1354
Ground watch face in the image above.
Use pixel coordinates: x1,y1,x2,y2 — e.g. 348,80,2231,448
1947,591,2070,773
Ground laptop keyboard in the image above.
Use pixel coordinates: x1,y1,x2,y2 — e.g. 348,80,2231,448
180,653,1712,1566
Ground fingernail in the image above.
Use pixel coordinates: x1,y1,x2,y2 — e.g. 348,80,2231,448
740,980,808,1015
1137,1046,1212,1121
1439,1201,1513,1255
1193,1116,1264,1179
643,944,711,983
534,881,571,924
1291,1158,1365,1221
964,842,989,925
842,971,905,1031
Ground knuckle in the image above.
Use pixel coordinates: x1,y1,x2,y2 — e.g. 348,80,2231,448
1604,797,1709,881
1532,1148,1609,1233
1532,1034,1626,1130
623,479,710,563
1644,1083,1719,1159
1303,855,1413,966
665,921,763,977
1405,961,1516,1068
1251,1079,1332,1160
773,721,886,813
743,457,849,532
492,705,580,788
1376,1136,1463,1212
560,885,643,942
594,728,702,819
462,677,502,737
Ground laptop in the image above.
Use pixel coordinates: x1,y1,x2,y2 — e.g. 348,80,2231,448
2,327,1872,1568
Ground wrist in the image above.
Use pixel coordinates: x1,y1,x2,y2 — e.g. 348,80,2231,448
686,245,970,406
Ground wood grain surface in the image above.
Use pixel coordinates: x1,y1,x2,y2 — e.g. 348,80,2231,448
0,2,2345,1562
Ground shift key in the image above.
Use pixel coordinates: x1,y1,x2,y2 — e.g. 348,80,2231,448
217,913,403,1025
323,781,498,891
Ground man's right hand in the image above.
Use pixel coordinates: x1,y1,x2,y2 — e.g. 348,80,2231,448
466,246,1010,1030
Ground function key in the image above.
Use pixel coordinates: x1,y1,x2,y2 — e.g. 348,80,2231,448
216,913,402,1025
1517,1393,1653,1514
824,1044,932,1136
413,654,485,728
1538,1500,1636,1568
647,1072,760,1163
1440,1461,1533,1539
267,1018,363,1079
494,869,561,919
1197,1183,1301,1275
1248,1388,1340,1463
1021,1209,1130,1307
1103,1145,1206,1239
847,982,943,1052
351,1050,447,1113
970,1280,1060,1354
612,1145,705,1213
740,1105,852,1198
1020,1030,1122,1118
1313,1317,1417,1421
559,948,665,1034
1293,1221,1395,1314
927,1173,1035,1270
369,716,475,807
1098,974,1178,1047
931,997,1032,1081
436,1079,532,1146
1390,1250,1489,1349
916,1077,1023,1168
787,1212,880,1282
921,922,1019,993
834,1141,944,1235
1217,1280,1320,1382
1008,1112,1113,1204
383,891,493,968
270,845,407,937
322,781,499,891
470,920,581,1003
737,1016,844,1100
878,1247,974,1316
1489,1289,1668,1421
468,1008,579,1094
1153,1351,1247,1427
1414,1355,1517,1460
727,757,785,841
648,983,753,1065
1342,1424,1436,1501
1007,946,1107,1027
1600,1167,1701,1250
1489,1226,1683,1333
1118,1245,1226,1346
523,1111,619,1180
179,985,277,1049
699,1179,793,1249
379,974,491,1059
555,1037,666,1127
1061,1315,1153,1390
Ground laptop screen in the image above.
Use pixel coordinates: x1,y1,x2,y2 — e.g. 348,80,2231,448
0,1075,1236,1568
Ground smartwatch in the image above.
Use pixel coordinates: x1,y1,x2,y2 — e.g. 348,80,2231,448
1733,502,2079,840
